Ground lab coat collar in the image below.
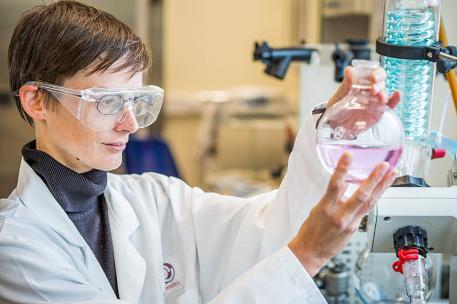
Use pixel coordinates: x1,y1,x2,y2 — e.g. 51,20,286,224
16,159,88,249
104,178,146,303
16,159,116,299
16,159,147,302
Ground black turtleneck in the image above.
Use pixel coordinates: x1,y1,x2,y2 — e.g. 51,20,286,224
22,141,119,298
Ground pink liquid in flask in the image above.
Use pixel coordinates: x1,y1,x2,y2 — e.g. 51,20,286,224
316,144,403,183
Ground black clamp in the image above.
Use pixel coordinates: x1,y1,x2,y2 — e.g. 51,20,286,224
253,41,317,80
332,39,371,82
376,37,457,74
437,46,457,73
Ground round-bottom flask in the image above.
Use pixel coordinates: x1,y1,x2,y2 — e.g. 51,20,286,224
316,60,404,183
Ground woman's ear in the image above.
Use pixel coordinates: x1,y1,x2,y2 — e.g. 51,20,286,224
18,84,47,121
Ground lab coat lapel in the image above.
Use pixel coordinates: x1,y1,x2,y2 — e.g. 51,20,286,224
104,185,146,303
16,159,117,298
17,159,83,248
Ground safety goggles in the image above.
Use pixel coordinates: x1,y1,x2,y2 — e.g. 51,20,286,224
14,81,164,132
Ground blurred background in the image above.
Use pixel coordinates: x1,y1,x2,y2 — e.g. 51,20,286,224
1,0,457,197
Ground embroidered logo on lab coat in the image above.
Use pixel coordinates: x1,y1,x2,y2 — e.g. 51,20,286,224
163,256,184,296
164,263,175,284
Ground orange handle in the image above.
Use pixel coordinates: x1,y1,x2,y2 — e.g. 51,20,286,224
440,18,457,115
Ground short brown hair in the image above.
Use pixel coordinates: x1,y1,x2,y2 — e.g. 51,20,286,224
8,0,152,125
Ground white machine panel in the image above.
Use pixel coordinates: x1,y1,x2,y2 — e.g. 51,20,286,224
367,187,457,254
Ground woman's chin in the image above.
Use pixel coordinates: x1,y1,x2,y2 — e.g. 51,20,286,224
93,156,123,172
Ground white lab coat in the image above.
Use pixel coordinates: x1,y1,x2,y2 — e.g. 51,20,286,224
0,114,330,304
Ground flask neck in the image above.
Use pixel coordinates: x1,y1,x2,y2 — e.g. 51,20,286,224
349,82,372,95
352,69,373,87
347,83,383,107
351,81,371,90
347,60,380,102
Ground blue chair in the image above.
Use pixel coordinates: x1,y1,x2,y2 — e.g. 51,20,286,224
124,136,180,178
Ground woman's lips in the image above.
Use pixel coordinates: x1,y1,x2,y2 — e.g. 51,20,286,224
103,141,127,152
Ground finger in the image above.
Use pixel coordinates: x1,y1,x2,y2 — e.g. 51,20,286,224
355,169,397,216
368,169,397,203
327,67,355,108
371,82,386,96
370,82,387,101
323,152,352,203
374,91,389,105
339,67,354,98
387,91,402,109
371,68,386,83
346,162,390,212
337,67,354,99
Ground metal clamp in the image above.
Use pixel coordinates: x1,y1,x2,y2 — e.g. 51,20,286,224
253,41,317,80
376,37,457,74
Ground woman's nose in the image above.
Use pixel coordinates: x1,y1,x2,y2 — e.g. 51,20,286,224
115,104,139,133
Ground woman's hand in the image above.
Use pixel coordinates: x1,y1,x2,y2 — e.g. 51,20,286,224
324,66,402,139
328,66,401,109
288,153,397,276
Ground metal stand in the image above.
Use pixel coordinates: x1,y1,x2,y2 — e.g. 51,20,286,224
450,256,457,303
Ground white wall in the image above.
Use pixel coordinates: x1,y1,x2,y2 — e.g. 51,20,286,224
441,0,457,42
162,0,302,185
163,0,301,94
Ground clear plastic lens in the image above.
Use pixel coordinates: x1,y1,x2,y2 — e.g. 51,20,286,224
96,95,154,116
133,96,152,116
97,95,124,115
44,86,163,132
